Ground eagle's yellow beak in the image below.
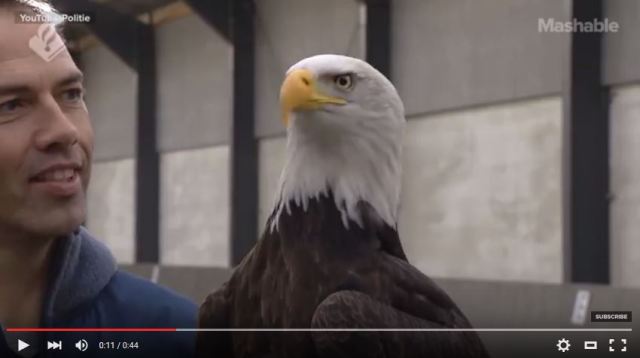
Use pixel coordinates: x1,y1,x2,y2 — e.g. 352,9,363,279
279,68,347,126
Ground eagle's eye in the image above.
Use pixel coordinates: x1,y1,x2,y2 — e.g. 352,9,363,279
334,74,354,90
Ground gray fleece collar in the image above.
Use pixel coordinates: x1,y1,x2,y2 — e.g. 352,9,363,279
42,226,117,324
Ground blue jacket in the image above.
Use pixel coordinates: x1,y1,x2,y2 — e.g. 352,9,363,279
0,227,197,357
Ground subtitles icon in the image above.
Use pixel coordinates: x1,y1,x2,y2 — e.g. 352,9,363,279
47,340,62,350
584,340,598,350
28,24,65,62
75,339,88,352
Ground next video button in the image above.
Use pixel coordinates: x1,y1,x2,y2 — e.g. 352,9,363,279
591,311,632,322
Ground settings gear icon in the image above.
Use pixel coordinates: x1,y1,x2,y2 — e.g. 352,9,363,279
557,338,571,352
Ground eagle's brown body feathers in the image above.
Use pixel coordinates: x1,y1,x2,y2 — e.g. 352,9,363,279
198,193,490,358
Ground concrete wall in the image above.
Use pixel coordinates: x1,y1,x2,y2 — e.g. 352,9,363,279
603,0,640,85
156,14,233,150
160,146,230,267
255,0,365,138
610,84,640,288
399,97,563,283
156,14,233,267
86,159,136,264
82,43,138,263
82,44,138,161
392,0,568,117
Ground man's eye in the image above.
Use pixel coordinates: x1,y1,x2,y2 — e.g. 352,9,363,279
0,99,24,113
62,88,84,102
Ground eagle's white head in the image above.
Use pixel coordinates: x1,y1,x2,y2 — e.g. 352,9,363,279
272,54,405,231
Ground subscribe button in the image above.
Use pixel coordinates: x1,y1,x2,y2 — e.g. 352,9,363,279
591,311,632,322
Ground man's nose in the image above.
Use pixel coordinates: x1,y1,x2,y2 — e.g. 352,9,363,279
34,96,79,151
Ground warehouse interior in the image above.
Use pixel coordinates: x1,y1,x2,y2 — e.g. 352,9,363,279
42,0,640,354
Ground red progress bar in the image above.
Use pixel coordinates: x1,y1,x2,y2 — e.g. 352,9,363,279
6,328,177,332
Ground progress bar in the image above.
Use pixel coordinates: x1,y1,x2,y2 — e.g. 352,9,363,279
6,328,633,333
178,328,633,332
6,328,176,332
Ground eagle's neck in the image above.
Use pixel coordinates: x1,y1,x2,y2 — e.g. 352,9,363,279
270,113,403,232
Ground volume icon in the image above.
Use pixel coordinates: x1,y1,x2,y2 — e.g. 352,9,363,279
47,340,62,350
75,339,88,352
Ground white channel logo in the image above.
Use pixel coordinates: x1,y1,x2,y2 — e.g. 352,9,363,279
28,24,65,62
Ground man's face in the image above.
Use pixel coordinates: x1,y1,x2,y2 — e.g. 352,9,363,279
0,9,93,239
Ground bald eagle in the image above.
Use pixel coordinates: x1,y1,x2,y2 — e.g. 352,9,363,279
198,54,490,358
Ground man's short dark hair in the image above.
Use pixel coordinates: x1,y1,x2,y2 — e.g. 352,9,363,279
0,0,65,34
0,0,52,10
0,0,60,20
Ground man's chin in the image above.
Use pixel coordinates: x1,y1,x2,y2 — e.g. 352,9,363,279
24,206,86,239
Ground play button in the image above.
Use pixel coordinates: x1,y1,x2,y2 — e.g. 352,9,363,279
18,339,30,352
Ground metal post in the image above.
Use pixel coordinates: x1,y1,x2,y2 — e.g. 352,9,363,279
563,0,610,283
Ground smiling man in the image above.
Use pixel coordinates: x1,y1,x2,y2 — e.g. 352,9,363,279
0,1,196,357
